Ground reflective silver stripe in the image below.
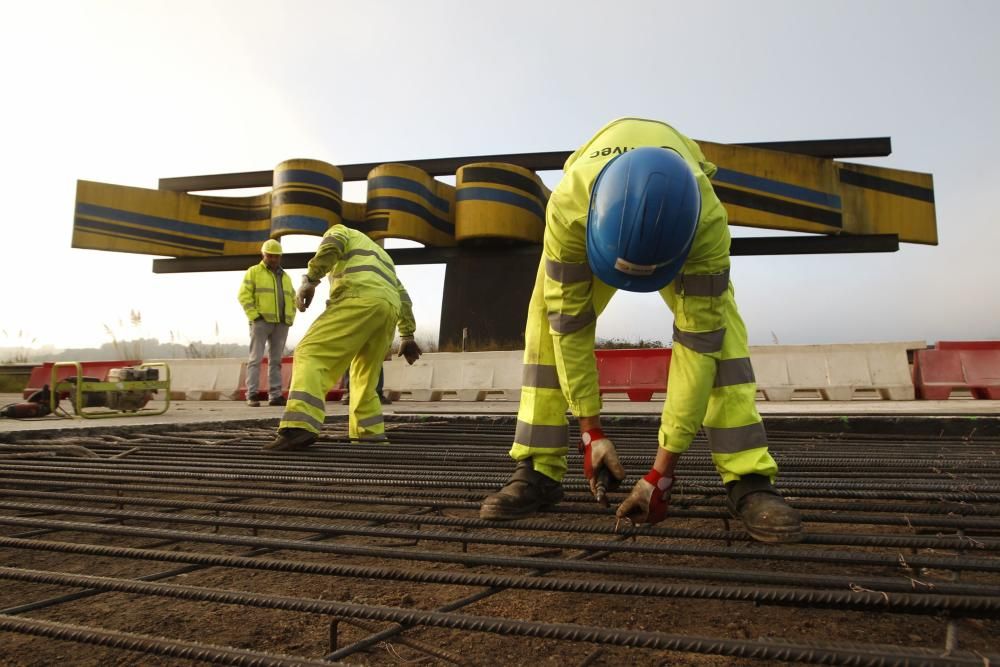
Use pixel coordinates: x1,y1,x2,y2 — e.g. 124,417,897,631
673,325,726,353
358,414,384,428
256,287,275,293
320,235,346,251
343,264,398,287
279,409,325,430
344,248,396,272
522,364,560,389
399,288,412,304
243,279,254,285
705,422,768,454
514,420,568,448
678,269,730,297
714,357,755,388
548,308,596,334
289,390,326,411
545,258,592,284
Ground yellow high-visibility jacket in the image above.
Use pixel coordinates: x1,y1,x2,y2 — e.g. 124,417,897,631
545,118,730,431
305,224,416,337
238,262,296,325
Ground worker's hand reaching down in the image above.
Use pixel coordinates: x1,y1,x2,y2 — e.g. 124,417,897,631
616,469,674,526
398,337,422,365
578,429,625,506
296,276,318,312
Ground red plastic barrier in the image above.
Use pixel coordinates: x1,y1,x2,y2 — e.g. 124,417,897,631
595,348,671,402
913,349,1000,399
22,360,142,399
238,356,293,401
936,340,1000,351
236,356,345,402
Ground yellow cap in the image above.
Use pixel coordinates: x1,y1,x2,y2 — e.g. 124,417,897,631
261,239,283,255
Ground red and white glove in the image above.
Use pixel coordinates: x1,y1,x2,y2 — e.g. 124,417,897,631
616,469,674,525
578,428,626,501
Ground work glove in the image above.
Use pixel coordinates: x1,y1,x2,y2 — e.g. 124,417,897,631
296,276,319,312
616,469,674,526
398,336,422,365
578,428,626,506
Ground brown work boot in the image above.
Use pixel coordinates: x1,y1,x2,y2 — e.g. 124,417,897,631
263,428,317,452
479,459,564,521
726,474,802,543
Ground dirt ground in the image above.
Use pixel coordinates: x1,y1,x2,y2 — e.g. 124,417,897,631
2,498,999,666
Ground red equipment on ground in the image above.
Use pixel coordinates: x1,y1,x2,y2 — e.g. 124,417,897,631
0,386,52,419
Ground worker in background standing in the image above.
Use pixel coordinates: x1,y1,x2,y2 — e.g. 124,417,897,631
238,239,296,407
265,224,421,451
479,118,802,544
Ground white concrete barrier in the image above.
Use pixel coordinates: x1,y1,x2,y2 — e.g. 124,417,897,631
142,341,921,403
145,358,246,400
749,341,923,401
383,351,523,401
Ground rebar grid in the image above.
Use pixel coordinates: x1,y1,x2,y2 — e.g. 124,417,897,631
1,415,999,666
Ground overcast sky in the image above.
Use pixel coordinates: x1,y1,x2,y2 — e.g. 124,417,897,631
2,0,998,353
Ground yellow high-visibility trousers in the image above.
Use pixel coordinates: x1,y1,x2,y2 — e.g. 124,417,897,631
659,283,778,485
280,296,398,440
509,260,616,481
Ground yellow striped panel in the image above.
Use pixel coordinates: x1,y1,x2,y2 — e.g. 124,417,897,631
270,159,344,237
455,162,550,244
699,142,937,244
73,181,271,257
837,163,936,245
700,142,844,235
365,164,456,247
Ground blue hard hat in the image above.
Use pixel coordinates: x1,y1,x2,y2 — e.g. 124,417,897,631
586,147,701,292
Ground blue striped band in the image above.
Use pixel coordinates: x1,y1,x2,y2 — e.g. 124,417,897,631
456,186,545,219
368,176,451,213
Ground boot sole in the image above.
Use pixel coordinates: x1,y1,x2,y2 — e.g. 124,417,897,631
479,502,555,521
479,493,563,521
727,499,803,544
741,524,804,544
262,439,316,452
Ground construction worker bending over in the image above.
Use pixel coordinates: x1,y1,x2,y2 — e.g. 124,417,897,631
265,225,421,451
479,118,802,543
238,239,296,407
